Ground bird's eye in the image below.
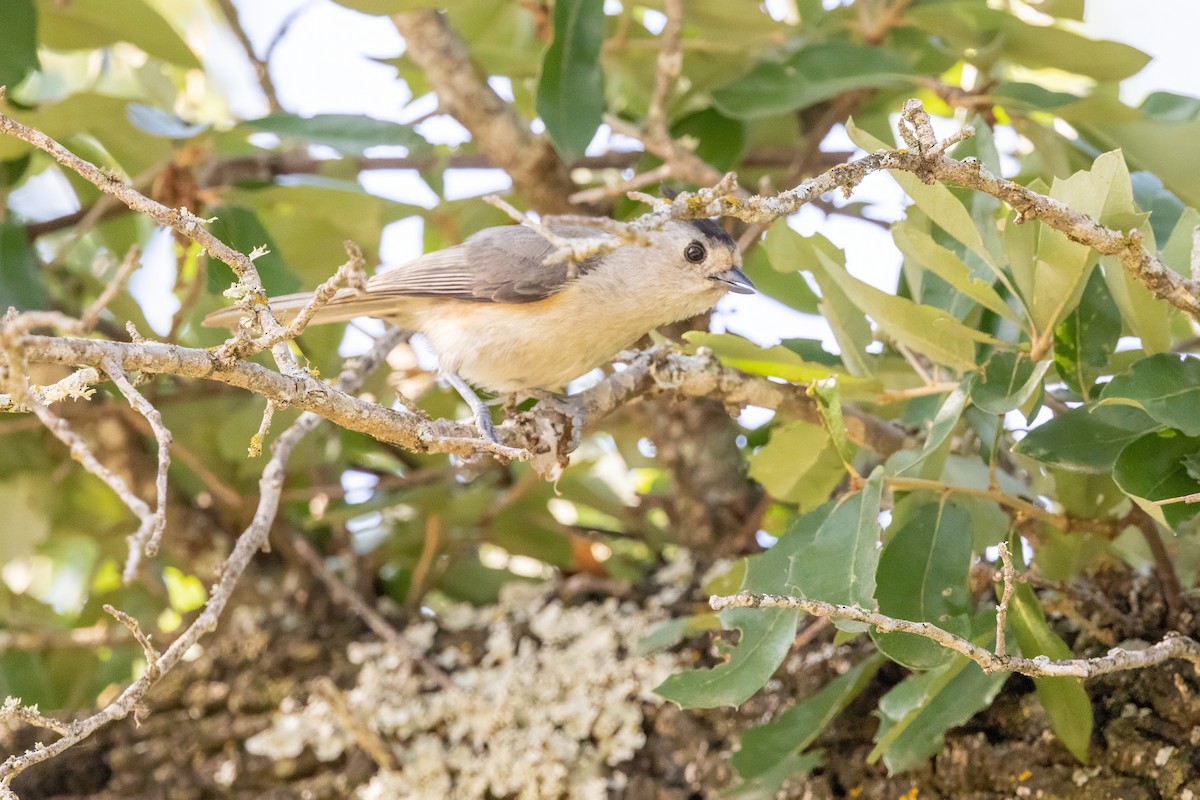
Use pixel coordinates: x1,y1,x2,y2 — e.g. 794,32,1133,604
684,241,706,263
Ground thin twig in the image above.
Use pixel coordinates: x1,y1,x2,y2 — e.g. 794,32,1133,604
290,535,452,690
1128,507,1185,625
994,542,1015,658
214,0,282,113
711,592,1200,679
102,356,172,581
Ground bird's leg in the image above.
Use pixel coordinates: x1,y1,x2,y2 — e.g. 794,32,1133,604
444,372,499,442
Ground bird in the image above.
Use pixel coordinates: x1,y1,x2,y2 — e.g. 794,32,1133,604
204,218,755,441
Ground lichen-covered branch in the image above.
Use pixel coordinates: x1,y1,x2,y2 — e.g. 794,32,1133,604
710,592,1200,679
15,333,525,461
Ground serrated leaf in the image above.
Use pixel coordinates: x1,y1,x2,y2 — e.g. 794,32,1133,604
1053,269,1121,400
1013,404,1160,473
712,41,915,120
1010,583,1093,762
1113,430,1200,529
969,352,1051,415
1102,354,1200,435
872,497,973,670
732,655,884,782
536,0,604,162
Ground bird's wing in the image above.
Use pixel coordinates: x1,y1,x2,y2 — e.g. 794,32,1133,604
363,225,606,304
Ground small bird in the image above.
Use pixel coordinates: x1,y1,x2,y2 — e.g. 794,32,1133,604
204,218,754,440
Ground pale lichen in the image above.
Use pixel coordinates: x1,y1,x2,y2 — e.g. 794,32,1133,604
246,579,681,799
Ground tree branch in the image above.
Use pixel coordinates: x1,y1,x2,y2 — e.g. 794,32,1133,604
711,592,1200,679
390,10,579,213
0,329,404,790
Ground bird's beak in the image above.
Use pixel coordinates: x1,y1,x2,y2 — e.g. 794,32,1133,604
712,267,756,295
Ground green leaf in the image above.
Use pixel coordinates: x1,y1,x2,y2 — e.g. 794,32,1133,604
1013,404,1160,473
905,4,1149,82
684,331,870,388
655,608,799,709
991,81,1078,111
0,0,38,89
670,107,746,172
242,114,428,157
204,206,299,296
893,223,1019,323
810,378,854,467
1010,583,1093,762
810,245,1000,372
37,0,201,68
1053,269,1121,400
536,0,604,163
0,220,46,311
1032,152,1138,332
712,41,915,120
870,622,1008,773
892,383,968,480
790,468,885,632
968,352,1050,416
1160,207,1200,277
654,506,846,709
747,421,846,512
1065,95,1200,211
1133,172,1186,246
1113,430,1200,529
1102,354,1200,435
732,655,884,782
872,497,973,670
772,230,875,375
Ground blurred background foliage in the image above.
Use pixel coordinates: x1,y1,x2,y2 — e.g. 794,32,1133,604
2,0,1200,788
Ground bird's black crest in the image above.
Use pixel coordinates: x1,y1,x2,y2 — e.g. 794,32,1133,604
689,218,737,250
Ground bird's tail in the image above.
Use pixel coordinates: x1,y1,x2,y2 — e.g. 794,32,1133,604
202,288,411,330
